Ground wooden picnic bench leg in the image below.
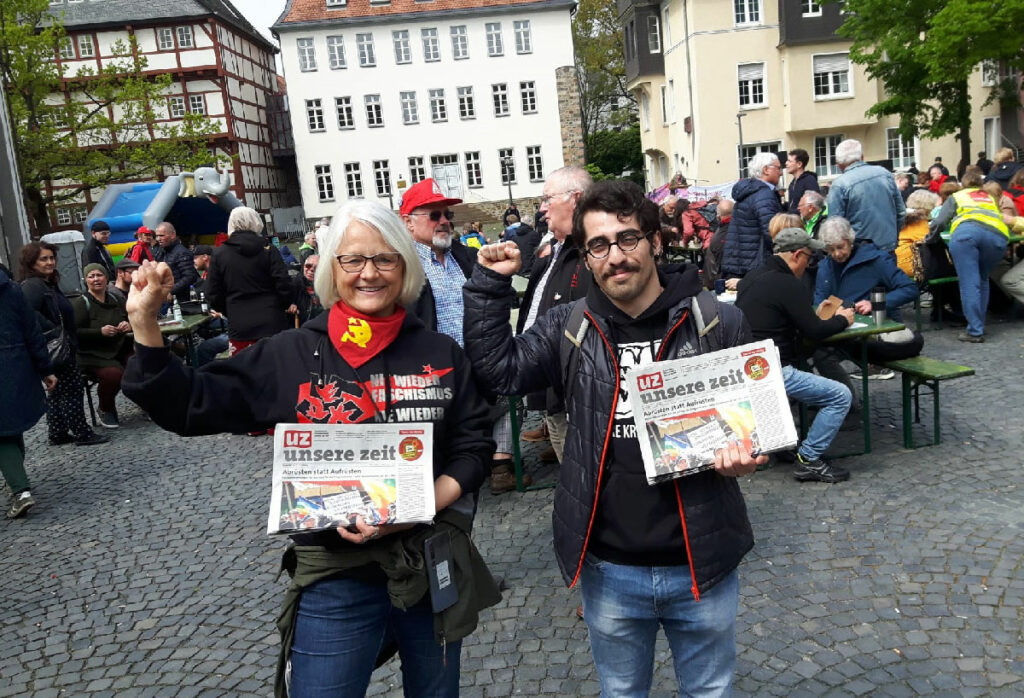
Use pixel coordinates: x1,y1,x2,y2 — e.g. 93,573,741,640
901,372,914,449
508,396,526,492
860,340,871,454
932,381,942,446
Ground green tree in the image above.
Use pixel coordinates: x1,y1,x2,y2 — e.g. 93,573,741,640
831,0,1024,169
0,0,223,234
586,126,644,185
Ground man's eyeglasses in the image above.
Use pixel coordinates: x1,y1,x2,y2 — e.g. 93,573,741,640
303,264,317,270
335,253,402,273
584,230,649,259
408,210,455,222
540,190,578,205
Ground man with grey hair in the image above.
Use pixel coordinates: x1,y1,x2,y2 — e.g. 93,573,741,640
894,172,913,202
721,151,783,278
826,139,906,252
153,221,197,302
798,190,828,237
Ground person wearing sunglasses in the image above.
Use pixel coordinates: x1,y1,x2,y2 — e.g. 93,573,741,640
289,254,324,325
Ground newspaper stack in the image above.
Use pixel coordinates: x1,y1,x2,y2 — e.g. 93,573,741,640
267,423,435,535
628,339,797,484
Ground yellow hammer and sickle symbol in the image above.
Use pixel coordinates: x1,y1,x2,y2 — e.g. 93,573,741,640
341,317,373,348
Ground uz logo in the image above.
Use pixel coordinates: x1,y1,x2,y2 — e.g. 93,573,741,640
284,430,313,448
636,373,664,391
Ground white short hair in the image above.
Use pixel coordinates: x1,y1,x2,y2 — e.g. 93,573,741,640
834,139,863,167
227,207,264,235
314,199,425,309
748,152,779,179
819,216,856,246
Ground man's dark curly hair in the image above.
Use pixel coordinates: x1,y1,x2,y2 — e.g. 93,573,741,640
571,180,660,250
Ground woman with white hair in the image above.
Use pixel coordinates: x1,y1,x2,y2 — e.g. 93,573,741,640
121,199,498,697
204,206,294,355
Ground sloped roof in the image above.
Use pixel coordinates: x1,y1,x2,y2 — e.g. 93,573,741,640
274,0,574,30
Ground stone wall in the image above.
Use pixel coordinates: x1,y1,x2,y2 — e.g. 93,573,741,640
555,66,585,167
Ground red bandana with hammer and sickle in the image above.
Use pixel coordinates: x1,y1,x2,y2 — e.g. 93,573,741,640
328,300,406,368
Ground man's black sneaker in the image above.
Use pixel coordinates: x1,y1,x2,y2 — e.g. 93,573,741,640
793,455,850,483
75,432,110,446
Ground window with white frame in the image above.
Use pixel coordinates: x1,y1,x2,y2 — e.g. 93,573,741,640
499,148,516,184
188,95,205,114
297,38,317,71
814,134,843,177
392,30,411,64
981,60,998,87
520,81,536,114
486,23,503,57
667,79,675,122
737,62,765,108
336,96,354,129
58,38,74,60
168,96,186,118
56,207,72,226
514,20,532,54
465,151,482,187
158,27,175,50
422,28,440,62
326,0,347,5
640,92,650,131
77,34,95,58
400,91,418,124
345,162,363,197
306,99,325,131
734,0,760,25
660,85,668,123
429,88,447,122
357,33,376,67
801,0,821,16
315,165,335,202
327,36,346,69
886,128,916,169
373,160,392,197
365,94,383,127
813,53,851,98
647,16,660,53
74,208,88,223
176,26,194,48
492,83,509,116
526,145,543,181
457,86,475,119
737,141,781,178
450,25,468,59
409,156,426,183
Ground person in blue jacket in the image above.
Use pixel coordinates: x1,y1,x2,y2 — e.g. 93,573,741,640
721,152,783,280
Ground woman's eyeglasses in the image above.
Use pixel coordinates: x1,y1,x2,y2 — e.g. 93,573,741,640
335,253,402,273
408,210,455,222
584,230,649,259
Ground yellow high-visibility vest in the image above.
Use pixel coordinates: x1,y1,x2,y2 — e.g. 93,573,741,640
951,188,1009,238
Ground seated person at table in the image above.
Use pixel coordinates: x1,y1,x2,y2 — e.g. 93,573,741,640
72,264,132,428
736,229,855,483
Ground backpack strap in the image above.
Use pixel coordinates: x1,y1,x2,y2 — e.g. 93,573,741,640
559,299,589,411
690,290,723,354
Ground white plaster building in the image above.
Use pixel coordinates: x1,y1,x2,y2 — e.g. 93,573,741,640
273,0,582,217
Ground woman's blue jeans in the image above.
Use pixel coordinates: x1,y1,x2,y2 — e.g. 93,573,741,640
288,576,461,697
949,222,1008,336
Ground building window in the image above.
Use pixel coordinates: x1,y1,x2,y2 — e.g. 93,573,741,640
326,0,347,6
663,7,671,46
58,38,74,60
74,208,89,223
373,160,392,197
814,134,843,177
667,79,675,122
737,62,765,108
520,81,536,114
392,30,411,64
886,128,916,169
168,96,186,118
357,33,376,67
492,83,509,117
981,60,998,87
297,38,317,72
526,145,543,182
327,36,346,69
315,165,335,202
400,91,419,124
335,96,354,129
499,148,516,184
55,207,72,226
77,34,95,58
513,20,532,54
188,95,206,114
457,86,475,119
429,88,447,122
640,92,650,131
813,53,851,98
422,28,440,62
450,25,469,60
345,162,363,197
176,26,194,48
738,141,781,179
801,0,821,16
485,23,503,57
158,27,175,51
365,94,383,127
465,151,482,187
734,0,760,25
409,156,426,183
647,16,660,53
306,99,325,131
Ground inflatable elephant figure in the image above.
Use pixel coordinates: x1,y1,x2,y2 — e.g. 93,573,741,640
178,165,240,208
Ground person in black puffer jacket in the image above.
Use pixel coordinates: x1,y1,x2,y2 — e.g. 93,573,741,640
722,152,783,279
204,207,293,354
153,222,198,302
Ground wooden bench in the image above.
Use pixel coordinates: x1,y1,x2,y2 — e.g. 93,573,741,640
882,356,974,449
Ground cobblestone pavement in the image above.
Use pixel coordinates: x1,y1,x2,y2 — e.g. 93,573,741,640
1,317,1022,697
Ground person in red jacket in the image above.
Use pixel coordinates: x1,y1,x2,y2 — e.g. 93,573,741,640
126,226,156,264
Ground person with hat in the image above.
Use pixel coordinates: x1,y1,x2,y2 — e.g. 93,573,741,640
73,263,131,428
191,244,214,293
81,221,116,280
736,228,855,483
107,257,140,303
126,226,156,264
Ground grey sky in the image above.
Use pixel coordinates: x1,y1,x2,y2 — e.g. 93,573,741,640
231,0,287,43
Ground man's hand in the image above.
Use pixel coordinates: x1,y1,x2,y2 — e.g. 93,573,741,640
336,515,412,544
42,375,57,392
836,307,856,326
116,321,131,334
853,300,872,315
713,439,767,477
127,261,174,319
285,304,298,315
724,278,740,291
100,324,119,337
477,242,522,276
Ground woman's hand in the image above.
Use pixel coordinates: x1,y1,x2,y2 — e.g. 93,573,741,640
100,324,119,337
724,278,739,291
42,375,57,392
127,261,174,318
336,515,412,544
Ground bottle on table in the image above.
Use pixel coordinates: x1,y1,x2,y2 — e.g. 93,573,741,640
172,298,183,322
199,292,209,314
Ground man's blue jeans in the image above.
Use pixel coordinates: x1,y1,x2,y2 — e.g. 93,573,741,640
783,365,851,461
288,576,460,698
580,556,739,697
948,221,1008,337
